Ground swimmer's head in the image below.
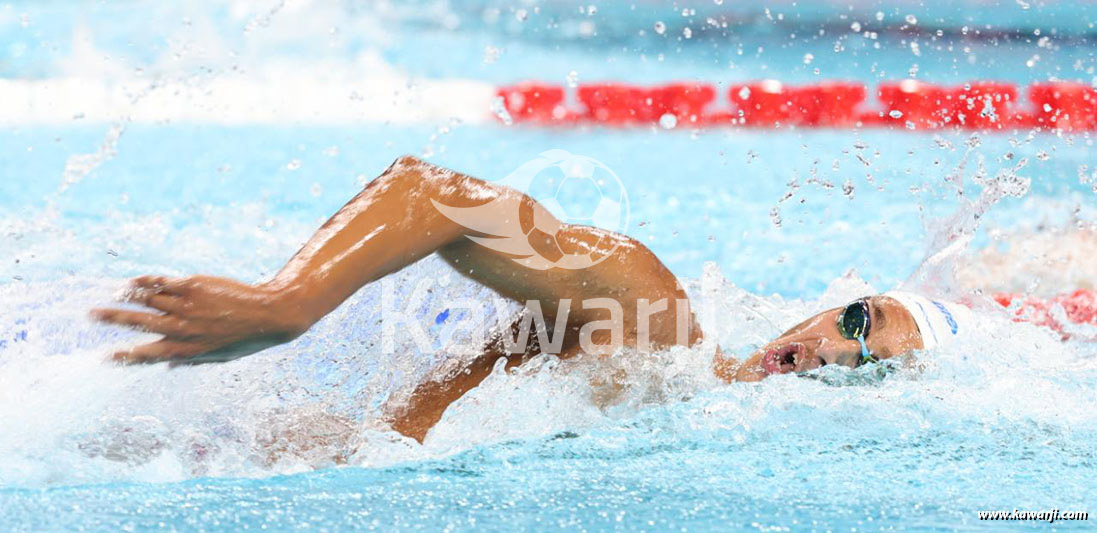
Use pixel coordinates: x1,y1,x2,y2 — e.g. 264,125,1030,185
718,292,971,382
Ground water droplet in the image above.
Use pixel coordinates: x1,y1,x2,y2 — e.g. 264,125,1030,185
483,45,501,64
875,11,884,22
738,86,751,100
803,53,814,64
566,70,580,88
653,21,666,34
310,183,323,197
905,14,918,25
515,9,528,21
659,113,678,129
850,21,862,32
889,110,904,119
683,27,692,39
286,159,301,171
1036,150,1050,161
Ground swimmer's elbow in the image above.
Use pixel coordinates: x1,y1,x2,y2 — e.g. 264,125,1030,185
374,155,427,186
377,154,463,191
390,154,425,170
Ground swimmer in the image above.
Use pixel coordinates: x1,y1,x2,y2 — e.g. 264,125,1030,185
91,156,1097,442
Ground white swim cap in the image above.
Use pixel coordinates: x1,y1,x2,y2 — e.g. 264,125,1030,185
882,291,973,350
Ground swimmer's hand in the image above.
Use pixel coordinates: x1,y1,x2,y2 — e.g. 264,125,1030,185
91,275,312,365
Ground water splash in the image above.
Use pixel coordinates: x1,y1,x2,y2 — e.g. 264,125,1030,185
57,123,126,194
904,136,1032,301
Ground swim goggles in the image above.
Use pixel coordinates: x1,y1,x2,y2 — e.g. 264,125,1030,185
836,299,878,366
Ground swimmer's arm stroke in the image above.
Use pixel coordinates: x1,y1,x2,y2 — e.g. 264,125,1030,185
91,155,697,367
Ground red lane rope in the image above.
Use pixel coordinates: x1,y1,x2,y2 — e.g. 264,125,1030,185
496,80,1097,131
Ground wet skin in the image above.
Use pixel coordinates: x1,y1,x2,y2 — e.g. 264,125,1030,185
723,295,924,382
92,155,924,442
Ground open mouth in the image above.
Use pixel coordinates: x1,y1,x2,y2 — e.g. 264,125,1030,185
761,344,802,375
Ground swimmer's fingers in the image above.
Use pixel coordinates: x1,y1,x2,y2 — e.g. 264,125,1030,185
111,340,204,364
130,275,171,290
90,308,192,337
129,275,194,296
123,289,188,314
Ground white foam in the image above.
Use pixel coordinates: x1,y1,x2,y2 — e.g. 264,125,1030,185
0,72,496,125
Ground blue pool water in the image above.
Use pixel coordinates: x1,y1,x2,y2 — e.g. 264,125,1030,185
2,1,1097,530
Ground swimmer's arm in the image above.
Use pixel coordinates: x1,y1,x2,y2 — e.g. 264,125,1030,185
386,312,594,442
251,155,516,324
93,156,512,362
92,155,693,364
386,327,529,443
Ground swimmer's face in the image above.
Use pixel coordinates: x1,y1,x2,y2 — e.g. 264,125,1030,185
721,295,924,382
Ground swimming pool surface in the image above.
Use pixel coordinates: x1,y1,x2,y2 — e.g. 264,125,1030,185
2,1,1096,530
